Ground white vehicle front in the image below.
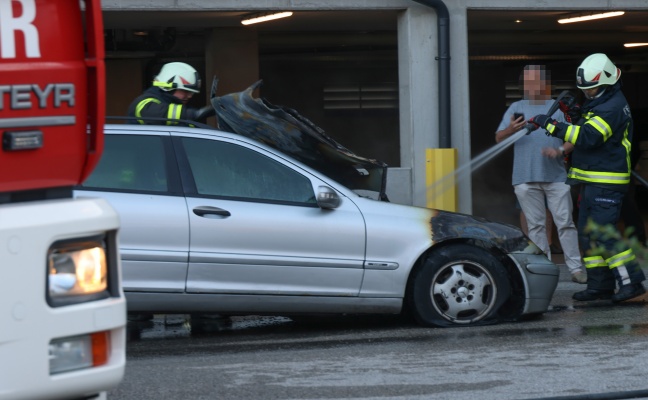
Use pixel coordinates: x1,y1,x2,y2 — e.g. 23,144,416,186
0,197,126,400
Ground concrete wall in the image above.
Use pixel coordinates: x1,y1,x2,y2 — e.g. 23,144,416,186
106,59,146,119
205,29,259,98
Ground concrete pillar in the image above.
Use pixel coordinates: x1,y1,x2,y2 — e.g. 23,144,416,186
397,7,437,208
205,28,260,99
444,2,473,215
105,58,146,119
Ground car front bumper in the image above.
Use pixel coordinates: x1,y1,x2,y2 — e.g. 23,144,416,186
509,253,560,315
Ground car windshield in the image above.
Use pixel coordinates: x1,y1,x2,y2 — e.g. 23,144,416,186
210,79,389,200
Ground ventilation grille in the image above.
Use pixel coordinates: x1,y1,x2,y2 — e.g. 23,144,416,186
324,83,398,110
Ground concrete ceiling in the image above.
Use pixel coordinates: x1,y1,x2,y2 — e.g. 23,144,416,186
468,10,648,62
102,10,398,31
102,9,648,65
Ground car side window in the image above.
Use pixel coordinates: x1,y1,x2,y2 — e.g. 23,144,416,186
82,135,168,192
181,137,316,204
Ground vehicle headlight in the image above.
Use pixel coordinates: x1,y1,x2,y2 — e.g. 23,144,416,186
48,235,112,306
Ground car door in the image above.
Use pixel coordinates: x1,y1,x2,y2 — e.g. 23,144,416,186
75,130,190,293
173,133,367,296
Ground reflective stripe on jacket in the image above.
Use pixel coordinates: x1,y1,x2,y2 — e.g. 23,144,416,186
127,87,189,126
552,83,632,187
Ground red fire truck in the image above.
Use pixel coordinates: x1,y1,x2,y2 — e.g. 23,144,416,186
0,1,126,399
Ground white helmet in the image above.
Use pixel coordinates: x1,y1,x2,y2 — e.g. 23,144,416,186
576,53,621,89
153,62,201,93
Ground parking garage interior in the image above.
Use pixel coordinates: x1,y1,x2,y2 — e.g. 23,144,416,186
101,8,648,231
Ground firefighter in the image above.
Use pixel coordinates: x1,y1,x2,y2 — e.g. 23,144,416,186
127,62,215,125
528,53,646,303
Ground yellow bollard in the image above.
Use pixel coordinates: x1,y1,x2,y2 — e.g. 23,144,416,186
426,148,458,211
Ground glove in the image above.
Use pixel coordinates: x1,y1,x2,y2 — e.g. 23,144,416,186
192,105,216,122
528,114,557,135
525,122,538,133
558,100,582,124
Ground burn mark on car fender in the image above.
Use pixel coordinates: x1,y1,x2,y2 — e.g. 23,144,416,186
429,210,536,253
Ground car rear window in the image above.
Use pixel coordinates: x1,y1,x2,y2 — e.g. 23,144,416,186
82,135,168,193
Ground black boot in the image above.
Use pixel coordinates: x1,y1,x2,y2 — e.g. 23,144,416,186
573,266,615,301
609,257,646,303
572,289,614,301
611,283,646,303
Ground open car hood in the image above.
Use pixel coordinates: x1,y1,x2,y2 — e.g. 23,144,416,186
210,80,388,199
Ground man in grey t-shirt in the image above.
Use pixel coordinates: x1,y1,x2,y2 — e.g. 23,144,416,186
495,65,585,283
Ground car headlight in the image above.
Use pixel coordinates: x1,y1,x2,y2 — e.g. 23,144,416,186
48,235,112,306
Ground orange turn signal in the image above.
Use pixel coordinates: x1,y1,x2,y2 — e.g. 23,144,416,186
91,331,110,367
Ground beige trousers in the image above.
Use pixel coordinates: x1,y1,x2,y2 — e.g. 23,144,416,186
514,182,584,274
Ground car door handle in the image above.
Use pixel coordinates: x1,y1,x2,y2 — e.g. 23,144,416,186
193,206,231,217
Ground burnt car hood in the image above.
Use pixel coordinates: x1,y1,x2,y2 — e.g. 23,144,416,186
210,79,388,198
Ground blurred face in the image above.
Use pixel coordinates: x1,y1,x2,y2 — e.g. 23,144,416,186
523,67,550,102
173,89,194,104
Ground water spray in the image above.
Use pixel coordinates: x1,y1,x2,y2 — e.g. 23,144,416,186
426,90,575,206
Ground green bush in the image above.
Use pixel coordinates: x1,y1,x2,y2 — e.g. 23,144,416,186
584,218,647,261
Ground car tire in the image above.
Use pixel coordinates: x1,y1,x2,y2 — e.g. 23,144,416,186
408,244,511,327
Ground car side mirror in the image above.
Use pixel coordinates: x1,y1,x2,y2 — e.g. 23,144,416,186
316,186,340,209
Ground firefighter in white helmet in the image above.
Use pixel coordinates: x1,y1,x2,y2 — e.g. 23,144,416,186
528,53,646,303
127,62,215,125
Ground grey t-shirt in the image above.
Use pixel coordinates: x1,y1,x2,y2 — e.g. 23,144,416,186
496,99,567,185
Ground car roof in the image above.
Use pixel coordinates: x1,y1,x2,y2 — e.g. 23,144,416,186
104,122,315,165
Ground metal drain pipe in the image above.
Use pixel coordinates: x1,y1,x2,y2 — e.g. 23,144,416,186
412,0,451,148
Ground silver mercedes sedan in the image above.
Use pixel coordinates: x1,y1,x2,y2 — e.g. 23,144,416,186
75,83,558,327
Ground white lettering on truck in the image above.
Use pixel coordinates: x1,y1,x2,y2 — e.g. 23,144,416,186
0,83,74,109
0,0,40,59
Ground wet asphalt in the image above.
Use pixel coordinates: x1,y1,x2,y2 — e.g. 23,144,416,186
111,256,648,400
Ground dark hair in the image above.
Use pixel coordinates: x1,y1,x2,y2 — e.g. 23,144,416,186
519,64,550,85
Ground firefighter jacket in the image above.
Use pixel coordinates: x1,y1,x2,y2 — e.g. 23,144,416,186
127,87,198,126
544,82,633,189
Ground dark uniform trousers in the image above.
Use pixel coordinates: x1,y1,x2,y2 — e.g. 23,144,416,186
578,185,646,291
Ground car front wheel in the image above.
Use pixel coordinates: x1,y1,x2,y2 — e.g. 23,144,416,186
408,244,511,327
